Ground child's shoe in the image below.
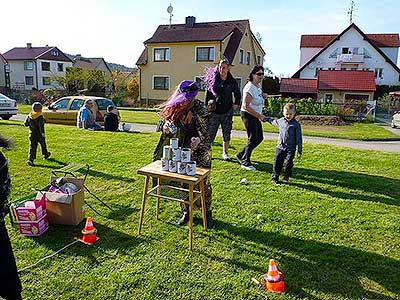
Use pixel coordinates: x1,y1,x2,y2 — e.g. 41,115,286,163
26,160,34,166
44,152,51,159
282,176,289,184
271,178,279,185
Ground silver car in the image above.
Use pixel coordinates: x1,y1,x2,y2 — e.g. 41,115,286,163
0,93,18,120
391,111,400,128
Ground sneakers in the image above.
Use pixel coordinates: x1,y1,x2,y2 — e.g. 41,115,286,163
26,160,34,166
271,178,279,185
241,164,256,171
282,176,289,184
44,152,51,159
222,152,230,161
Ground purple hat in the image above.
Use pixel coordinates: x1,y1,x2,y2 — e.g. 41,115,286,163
166,80,200,107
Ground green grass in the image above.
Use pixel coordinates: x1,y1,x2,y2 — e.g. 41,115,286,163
2,121,399,300
17,104,397,140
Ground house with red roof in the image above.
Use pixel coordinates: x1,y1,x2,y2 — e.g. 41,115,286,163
292,23,400,86
3,43,73,91
136,16,265,102
280,70,376,104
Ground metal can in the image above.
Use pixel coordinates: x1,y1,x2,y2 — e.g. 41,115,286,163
177,161,186,174
167,123,178,135
170,138,179,149
171,147,181,162
181,148,191,162
186,161,196,176
168,160,177,173
161,159,169,171
162,146,171,160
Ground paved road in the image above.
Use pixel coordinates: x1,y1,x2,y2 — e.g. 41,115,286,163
9,114,400,153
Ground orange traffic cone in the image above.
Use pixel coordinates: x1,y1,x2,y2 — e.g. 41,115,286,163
263,259,285,292
79,217,100,245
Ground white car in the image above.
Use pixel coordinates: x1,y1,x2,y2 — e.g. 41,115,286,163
0,93,18,120
391,111,400,128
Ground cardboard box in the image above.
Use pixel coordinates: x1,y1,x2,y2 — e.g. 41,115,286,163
14,194,47,222
18,214,49,236
37,176,85,225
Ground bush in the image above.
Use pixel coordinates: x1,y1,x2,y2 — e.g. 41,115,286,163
264,97,336,117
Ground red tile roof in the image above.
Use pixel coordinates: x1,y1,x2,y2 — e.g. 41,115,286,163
144,20,248,44
318,70,376,91
301,33,400,48
280,78,318,94
3,46,72,62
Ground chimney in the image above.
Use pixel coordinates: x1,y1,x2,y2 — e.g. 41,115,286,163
185,16,196,28
27,43,32,49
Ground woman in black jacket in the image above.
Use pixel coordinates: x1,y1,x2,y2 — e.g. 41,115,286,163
0,135,22,300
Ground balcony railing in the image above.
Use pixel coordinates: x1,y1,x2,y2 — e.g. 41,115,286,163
336,54,364,64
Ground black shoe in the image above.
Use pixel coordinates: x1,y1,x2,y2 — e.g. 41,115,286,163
282,176,289,184
26,160,34,166
44,152,51,159
271,178,279,185
206,210,214,229
177,211,189,226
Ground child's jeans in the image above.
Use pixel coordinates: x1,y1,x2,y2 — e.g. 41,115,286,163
272,148,295,180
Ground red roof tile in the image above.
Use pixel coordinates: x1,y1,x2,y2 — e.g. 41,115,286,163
318,70,376,92
144,20,248,44
280,78,318,94
301,34,400,48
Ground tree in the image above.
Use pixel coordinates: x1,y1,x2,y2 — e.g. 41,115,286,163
126,75,139,101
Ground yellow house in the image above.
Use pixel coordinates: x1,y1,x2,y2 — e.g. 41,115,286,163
136,16,265,102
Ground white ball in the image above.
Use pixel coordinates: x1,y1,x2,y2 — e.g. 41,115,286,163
240,178,248,185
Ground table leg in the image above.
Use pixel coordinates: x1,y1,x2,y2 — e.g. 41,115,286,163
156,177,161,220
199,179,207,231
188,184,194,251
138,175,150,236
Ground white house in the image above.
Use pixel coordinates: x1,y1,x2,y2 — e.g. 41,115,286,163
3,43,73,91
0,54,8,90
293,24,400,86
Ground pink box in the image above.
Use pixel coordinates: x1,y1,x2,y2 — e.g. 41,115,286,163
15,193,47,222
18,214,49,236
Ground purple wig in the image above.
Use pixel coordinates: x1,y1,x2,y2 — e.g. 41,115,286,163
202,64,219,97
165,80,200,107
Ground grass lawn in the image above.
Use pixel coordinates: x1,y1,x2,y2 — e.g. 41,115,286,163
17,104,397,140
2,121,399,300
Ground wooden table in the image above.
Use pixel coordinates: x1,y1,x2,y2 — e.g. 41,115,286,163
137,160,210,250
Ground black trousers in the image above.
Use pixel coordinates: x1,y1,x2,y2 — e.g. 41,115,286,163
0,221,22,300
237,111,263,166
28,133,49,162
272,148,295,180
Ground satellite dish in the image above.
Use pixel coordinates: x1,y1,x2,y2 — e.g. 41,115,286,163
167,4,173,13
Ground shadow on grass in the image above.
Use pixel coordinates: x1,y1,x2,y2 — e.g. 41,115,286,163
80,169,137,184
204,219,400,299
106,204,138,221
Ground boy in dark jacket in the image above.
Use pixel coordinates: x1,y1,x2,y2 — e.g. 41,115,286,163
265,103,302,184
0,135,23,300
24,102,51,166
104,105,119,132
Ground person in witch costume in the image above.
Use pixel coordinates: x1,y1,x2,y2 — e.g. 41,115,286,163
153,80,214,228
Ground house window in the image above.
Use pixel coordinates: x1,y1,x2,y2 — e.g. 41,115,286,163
328,67,335,70
24,61,34,71
374,68,383,79
51,50,59,56
57,63,63,72
194,76,206,91
41,62,50,71
315,67,323,77
324,93,333,104
42,77,51,85
257,56,262,65
25,76,34,86
342,47,350,54
154,48,170,62
235,78,242,91
239,49,244,64
246,52,251,65
196,47,214,62
153,76,169,90
362,68,370,71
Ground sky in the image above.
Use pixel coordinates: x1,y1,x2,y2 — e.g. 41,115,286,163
1,0,399,76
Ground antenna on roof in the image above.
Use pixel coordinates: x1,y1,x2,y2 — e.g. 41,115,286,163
167,3,173,28
347,0,357,24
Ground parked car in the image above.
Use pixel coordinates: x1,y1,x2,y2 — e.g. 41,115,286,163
391,111,400,128
42,96,116,125
0,93,18,120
